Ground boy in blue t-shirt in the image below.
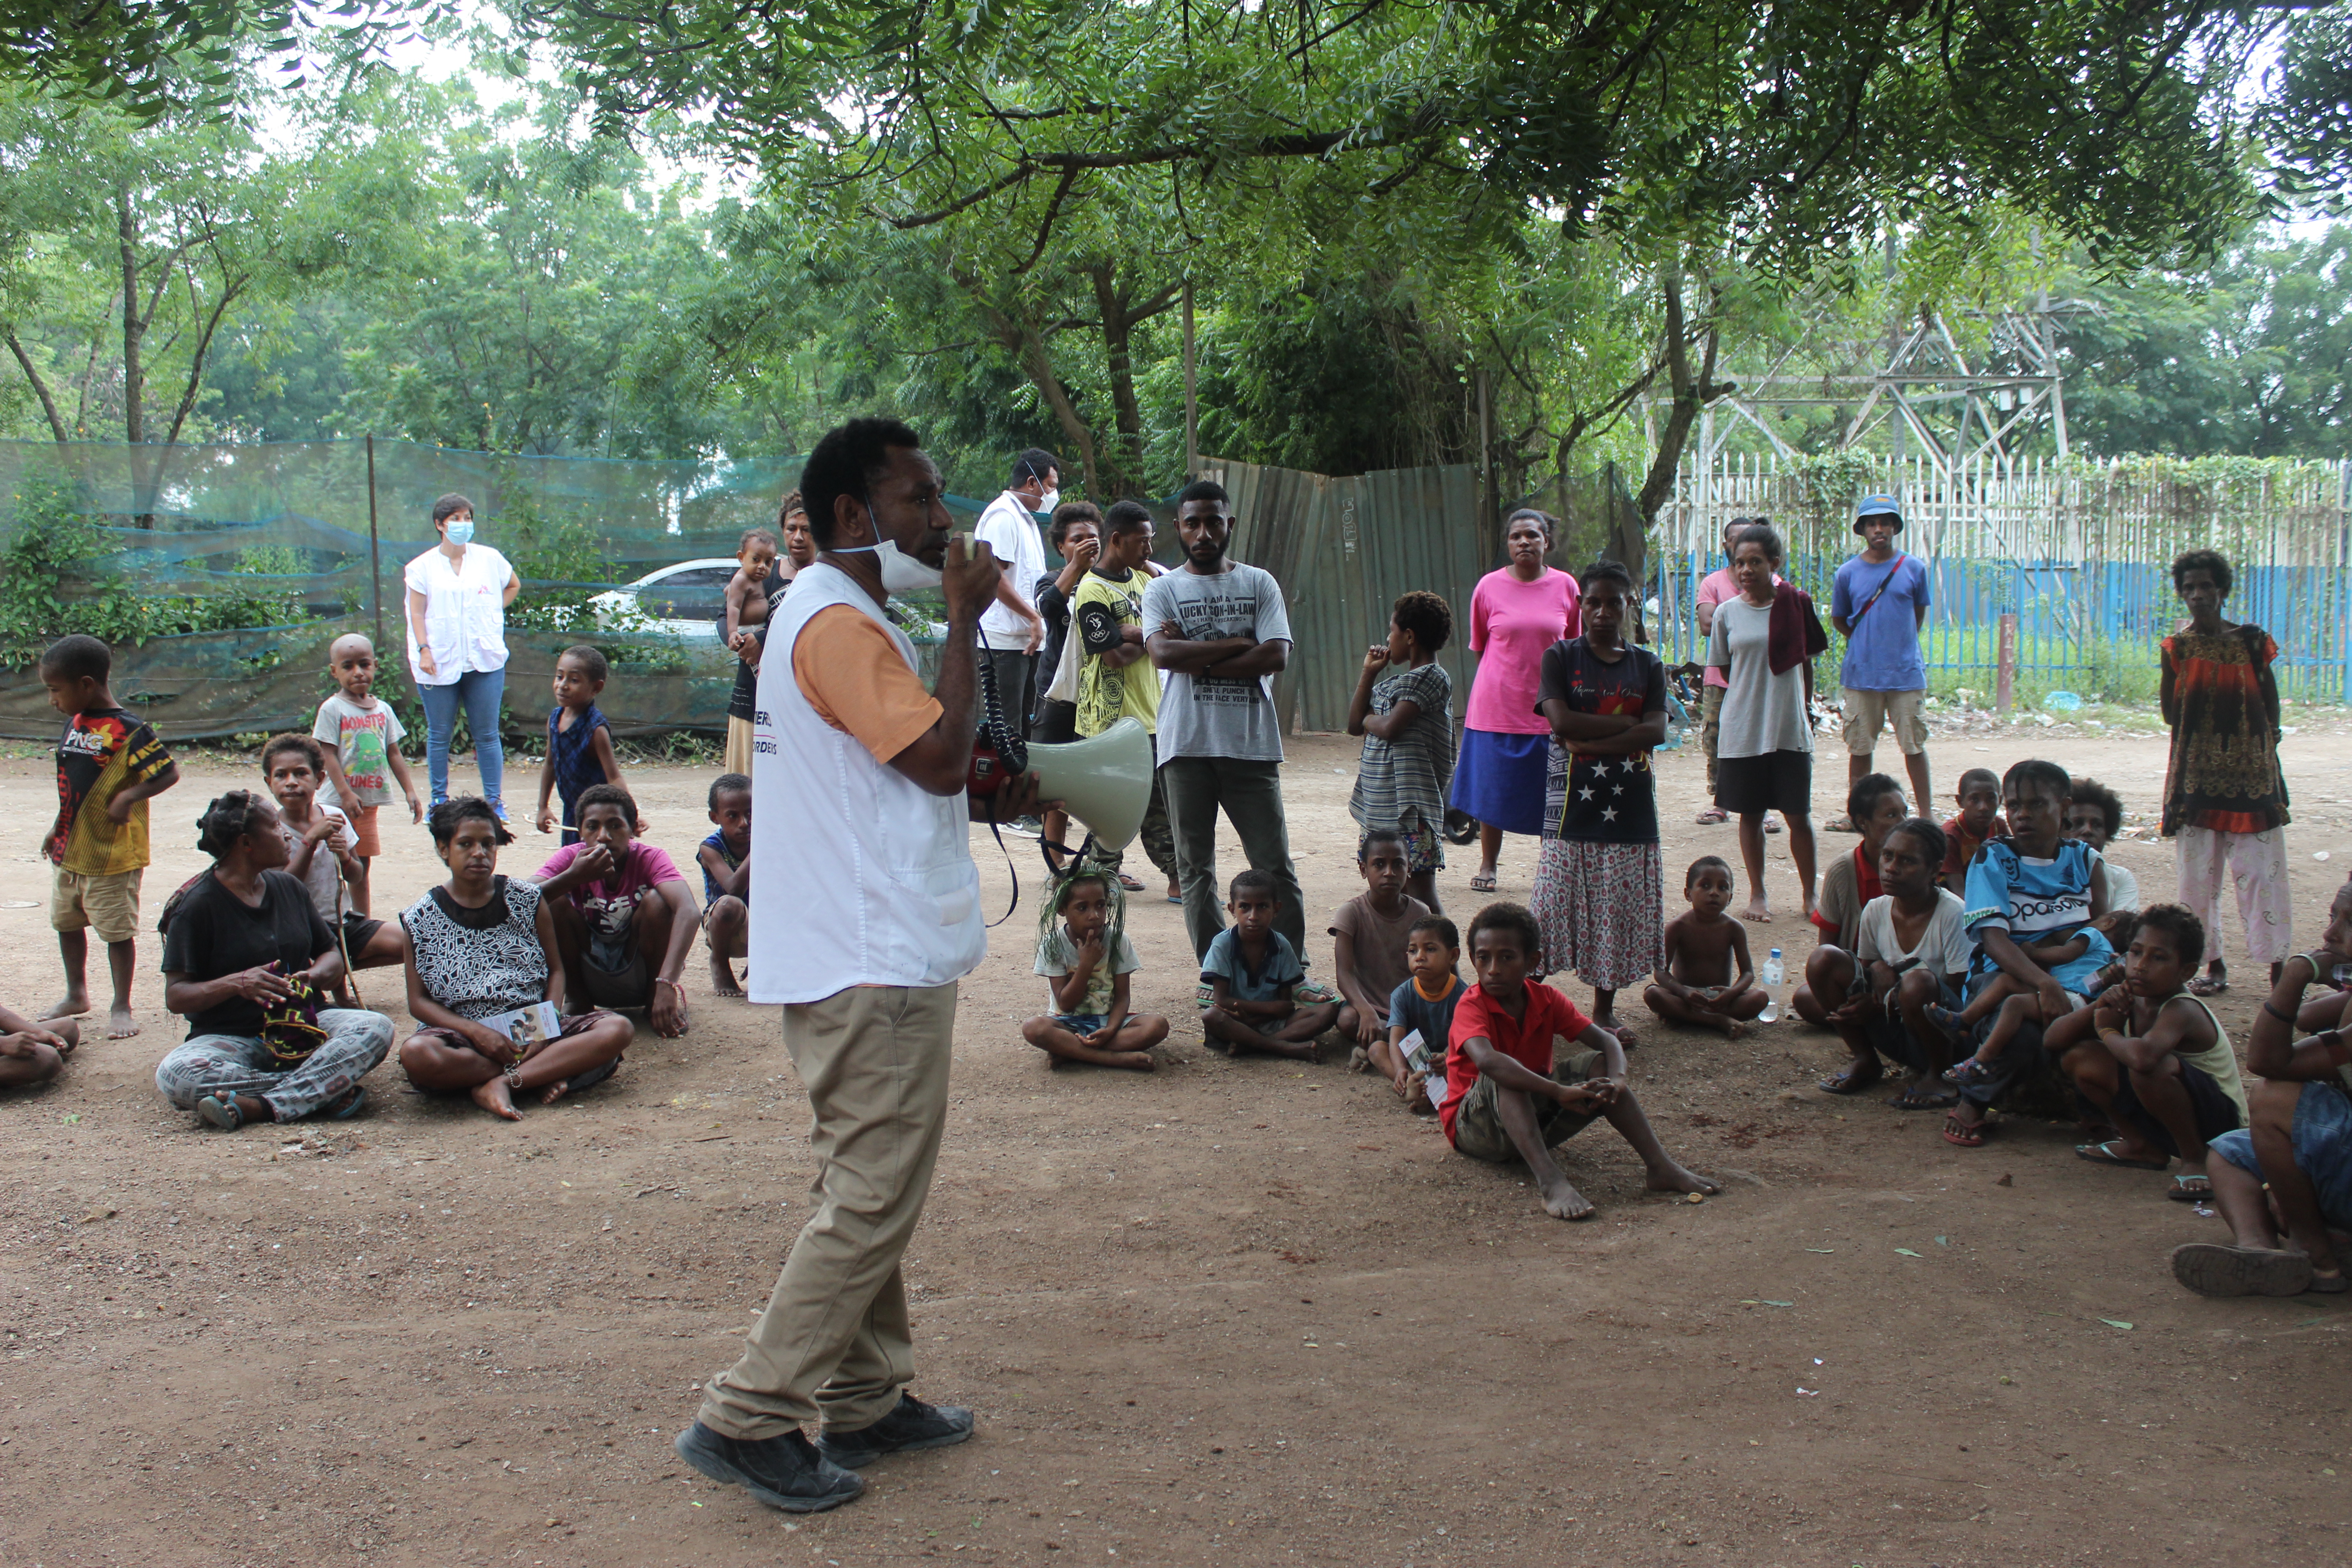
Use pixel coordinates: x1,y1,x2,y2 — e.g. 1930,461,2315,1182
1199,869,1339,1060
1943,759,2116,1147
1377,914,1463,1112
695,773,752,997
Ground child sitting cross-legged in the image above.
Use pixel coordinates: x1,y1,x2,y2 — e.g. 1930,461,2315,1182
2044,902,2246,1198
1021,865,1169,1070
1199,870,1341,1059
1332,830,1431,1070
1934,915,2127,1089
1439,901,1717,1220
0,1000,78,1090
1643,855,1765,1038
1376,915,1464,1112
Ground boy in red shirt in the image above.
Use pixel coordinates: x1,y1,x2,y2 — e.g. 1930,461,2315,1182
1439,901,1718,1220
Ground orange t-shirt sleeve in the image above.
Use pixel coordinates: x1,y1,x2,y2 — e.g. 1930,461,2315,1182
792,605,944,764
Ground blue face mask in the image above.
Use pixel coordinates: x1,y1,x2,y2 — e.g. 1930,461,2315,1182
444,516,475,546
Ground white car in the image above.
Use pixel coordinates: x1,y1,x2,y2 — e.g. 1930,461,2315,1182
589,559,737,638
589,558,946,645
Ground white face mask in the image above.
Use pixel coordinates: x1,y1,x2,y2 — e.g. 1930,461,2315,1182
444,517,475,546
1035,487,1060,514
835,504,943,592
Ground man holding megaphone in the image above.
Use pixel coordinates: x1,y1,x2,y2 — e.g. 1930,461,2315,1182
676,417,1046,1514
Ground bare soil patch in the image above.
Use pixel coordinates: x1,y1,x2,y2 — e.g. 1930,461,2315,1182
5,722,2352,1566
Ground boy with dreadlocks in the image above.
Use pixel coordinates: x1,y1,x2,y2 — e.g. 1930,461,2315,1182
1020,862,1170,1069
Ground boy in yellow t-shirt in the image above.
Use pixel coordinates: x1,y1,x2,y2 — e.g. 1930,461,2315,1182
1070,500,1177,894
39,635,179,1040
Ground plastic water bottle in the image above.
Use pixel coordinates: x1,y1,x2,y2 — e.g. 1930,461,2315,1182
1757,948,1784,1024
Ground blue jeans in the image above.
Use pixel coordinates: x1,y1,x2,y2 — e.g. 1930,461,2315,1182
417,666,507,806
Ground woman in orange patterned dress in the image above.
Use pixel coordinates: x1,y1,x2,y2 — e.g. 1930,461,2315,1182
2161,549,2291,995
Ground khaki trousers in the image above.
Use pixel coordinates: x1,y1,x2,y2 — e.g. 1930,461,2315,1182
698,981,957,1436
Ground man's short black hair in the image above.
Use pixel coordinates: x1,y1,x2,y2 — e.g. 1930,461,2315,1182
1012,448,1061,489
1847,772,1906,825
1468,900,1543,957
1391,590,1452,653
800,417,923,550
1228,867,1278,903
39,633,110,683
1408,914,1460,949
708,772,752,809
1176,478,1230,510
1102,499,1154,538
2003,758,2071,802
2069,776,2125,839
2171,548,2233,599
1957,767,2001,794
1686,853,1735,887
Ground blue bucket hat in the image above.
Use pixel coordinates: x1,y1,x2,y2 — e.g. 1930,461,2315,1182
1854,494,1903,534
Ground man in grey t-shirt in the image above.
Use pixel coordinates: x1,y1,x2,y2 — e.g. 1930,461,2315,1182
1143,479,1307,960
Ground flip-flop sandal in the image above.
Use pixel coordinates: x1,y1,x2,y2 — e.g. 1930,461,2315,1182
1116,873,1146,891
328,1085,368,1120
2169,1242,2314,1297
2311,1270,2351,1294
2186,975,2228,996
2166,1173,2214,1203
1469,875,1498,893
1823,815,1857,833
1165,894,1184,904
196,1093,243,1131
1887,1084,1957,1111
1942,1112,1986,1148
1818,1067,1881,1096
1695,808,1729,825
560,1057,623,1096
1764,817,1782,834
1605,1025,1638,1051
2076,1139,2169,1171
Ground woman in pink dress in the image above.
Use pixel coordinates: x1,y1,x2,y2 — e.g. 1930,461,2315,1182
1450,509,1581,892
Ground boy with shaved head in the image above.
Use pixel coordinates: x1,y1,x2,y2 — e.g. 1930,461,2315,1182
311,632,422,909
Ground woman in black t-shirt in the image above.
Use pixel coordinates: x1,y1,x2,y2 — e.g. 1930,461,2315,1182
153,790,396,1131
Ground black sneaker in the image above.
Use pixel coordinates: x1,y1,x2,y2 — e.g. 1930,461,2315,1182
673,1421,865,1513
814,1393,975,1469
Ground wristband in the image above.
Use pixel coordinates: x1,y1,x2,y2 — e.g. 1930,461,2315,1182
2264,999,2298,1025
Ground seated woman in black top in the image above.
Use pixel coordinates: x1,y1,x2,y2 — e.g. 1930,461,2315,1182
153,791,397,1130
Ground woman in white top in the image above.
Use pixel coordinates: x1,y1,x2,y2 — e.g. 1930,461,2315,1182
1706,521,1823,923
404,493,521,816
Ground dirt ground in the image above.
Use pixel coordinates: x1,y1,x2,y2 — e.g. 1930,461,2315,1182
7,717,2352,1568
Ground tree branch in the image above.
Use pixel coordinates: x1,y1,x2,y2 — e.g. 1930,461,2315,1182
4,331,72,444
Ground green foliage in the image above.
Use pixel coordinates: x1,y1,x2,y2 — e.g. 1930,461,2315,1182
495,495,612,633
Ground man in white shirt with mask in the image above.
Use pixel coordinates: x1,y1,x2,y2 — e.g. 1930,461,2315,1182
677,417,1044,1514
970,447,1057,732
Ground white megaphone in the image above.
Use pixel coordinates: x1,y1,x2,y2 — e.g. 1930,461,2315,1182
1024,716,1156,851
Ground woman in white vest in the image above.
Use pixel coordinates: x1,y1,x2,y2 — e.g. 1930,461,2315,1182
674,417,1041,1514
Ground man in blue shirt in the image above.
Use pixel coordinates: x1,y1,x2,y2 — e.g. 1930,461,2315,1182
1829,495,1932,830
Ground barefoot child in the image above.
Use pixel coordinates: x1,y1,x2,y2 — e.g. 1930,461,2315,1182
311,632,423,902
1346,590,1456,912
536,646,624,844
1378,915,1463,1111
1332,830,1431,1066
722,528,782,663
2042,903,2244,1198
397,798,633,1121
1940,767,2009,896
1021,867,1169,1069
261,735,403,1004
533,785,696,1038
1828,816,1973,1106
696,773,752,997
40,635,180,1040
0,1002,79,1090
1439,902,1717,1220
1199,870,1341,1059
1643,856,1764,1038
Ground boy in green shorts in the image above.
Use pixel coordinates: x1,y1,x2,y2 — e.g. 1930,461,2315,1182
40,635,179,1041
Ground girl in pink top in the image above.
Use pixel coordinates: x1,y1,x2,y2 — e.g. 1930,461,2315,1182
1450,510,1581,890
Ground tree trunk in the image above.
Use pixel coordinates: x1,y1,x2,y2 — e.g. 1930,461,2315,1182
1629,268,1732,590
1088,261,1143,500
117,188,142,445
1013,322,1102,500
5,332,71,444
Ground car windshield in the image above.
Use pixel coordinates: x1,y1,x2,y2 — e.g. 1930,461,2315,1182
635,566,734,621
